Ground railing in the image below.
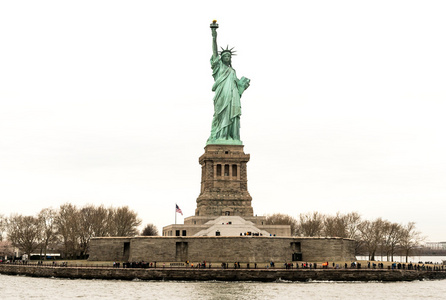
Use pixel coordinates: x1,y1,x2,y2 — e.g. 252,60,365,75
0,261,444,272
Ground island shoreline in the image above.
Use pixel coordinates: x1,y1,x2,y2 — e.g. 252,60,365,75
1,264,445,282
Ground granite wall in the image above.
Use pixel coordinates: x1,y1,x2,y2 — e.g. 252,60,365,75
88,237,131,261
1,264,445,282
89,236,355,263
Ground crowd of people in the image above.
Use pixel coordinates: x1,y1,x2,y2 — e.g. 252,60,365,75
2,259,445,272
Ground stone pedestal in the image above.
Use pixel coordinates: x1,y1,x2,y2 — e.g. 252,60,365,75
195,144,253,217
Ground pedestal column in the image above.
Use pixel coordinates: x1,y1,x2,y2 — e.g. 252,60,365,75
195,144,253,217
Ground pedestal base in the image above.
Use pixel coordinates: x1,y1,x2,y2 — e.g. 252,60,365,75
195,144,253,217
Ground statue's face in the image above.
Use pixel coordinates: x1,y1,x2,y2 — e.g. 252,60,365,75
222,53,231,64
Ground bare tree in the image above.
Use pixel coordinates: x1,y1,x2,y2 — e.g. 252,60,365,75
380,221,402,262
296,212,325,237
344,212,364,255
55,203,80,259
0,214,7,241
323,212,348,238
38,208,57,260
108,206,141,237
89,205,110,237
399,222,424,262
77,205,96,259
50,203,142,258
344,212,362,239
265,213,298,235
7,214,42,259
76,204,111,257
141,224,159,236
358,218,385,261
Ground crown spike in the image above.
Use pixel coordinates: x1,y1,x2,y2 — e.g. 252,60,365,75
219,45,237,56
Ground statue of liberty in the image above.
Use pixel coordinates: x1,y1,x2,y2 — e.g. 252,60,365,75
207,21,250,145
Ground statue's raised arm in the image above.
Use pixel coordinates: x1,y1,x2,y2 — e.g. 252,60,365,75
211,20,218,59
207,21,251,146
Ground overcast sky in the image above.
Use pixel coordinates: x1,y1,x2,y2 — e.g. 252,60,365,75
1,1,445,242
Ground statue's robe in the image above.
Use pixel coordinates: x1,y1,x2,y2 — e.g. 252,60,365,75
207,55,246,144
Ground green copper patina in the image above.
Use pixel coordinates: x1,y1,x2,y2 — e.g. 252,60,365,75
206,21,250,146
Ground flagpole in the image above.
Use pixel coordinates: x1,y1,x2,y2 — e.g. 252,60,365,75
175,203,177,225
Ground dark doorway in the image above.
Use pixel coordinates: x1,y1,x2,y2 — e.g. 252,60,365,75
292,252,302,261
123,242,130,261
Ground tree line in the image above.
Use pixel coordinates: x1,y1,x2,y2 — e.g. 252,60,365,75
0,207,425,263
0,203,159,260
265,212,424,262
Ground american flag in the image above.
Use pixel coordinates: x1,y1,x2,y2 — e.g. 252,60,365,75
176,204,183,215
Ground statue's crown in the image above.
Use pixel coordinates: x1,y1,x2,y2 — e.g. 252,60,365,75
219,45,236,56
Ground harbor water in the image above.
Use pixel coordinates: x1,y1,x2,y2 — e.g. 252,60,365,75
2,273,445,300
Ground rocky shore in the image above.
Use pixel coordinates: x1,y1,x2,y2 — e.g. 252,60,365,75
1,264,445,282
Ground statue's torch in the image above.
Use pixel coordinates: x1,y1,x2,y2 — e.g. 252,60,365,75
210,20,219,29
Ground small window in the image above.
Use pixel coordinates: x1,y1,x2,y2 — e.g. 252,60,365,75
216,231,221,236
182,230,186,236
224,164,229,176
176,230,180,236
217,164,222,176
225,151,229,154
232,165,237,177
225,211,230,216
